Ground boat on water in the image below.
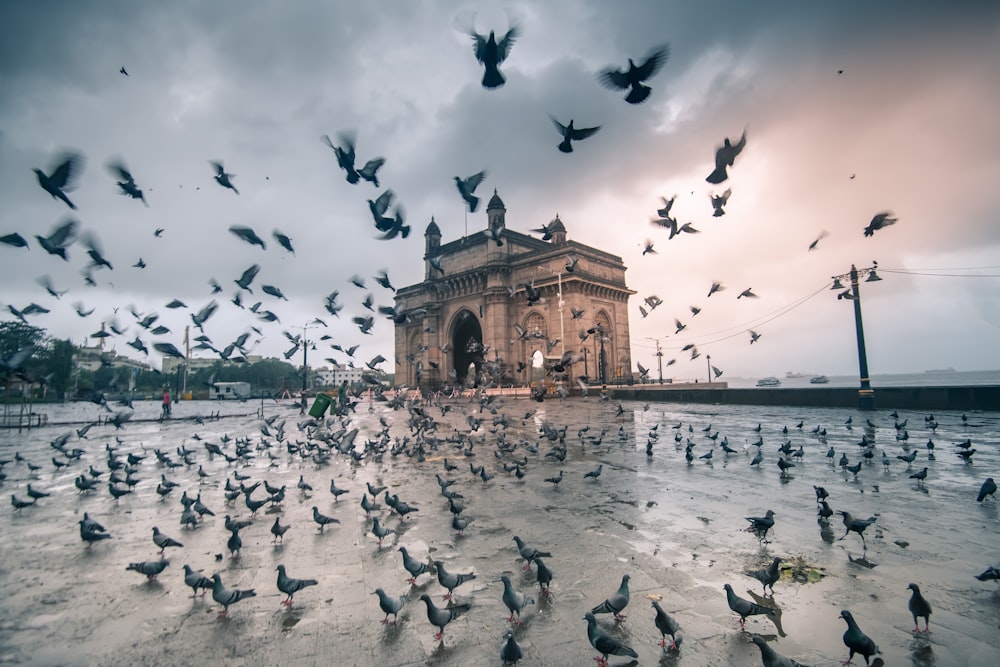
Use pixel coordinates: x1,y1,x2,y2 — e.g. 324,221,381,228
756,377,781,387
785,371,807,379
809,375,829,384
924,367,956,374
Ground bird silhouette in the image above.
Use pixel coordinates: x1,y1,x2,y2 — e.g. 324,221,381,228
454,171,487,212
550,116,601,153
34,152,85,210
598,44,670,104
863,211,897,237
209,161,239,194
470,26,520,89
706,130,747,184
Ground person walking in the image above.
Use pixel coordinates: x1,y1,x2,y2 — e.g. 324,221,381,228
161,387,172,418
338,380,348,411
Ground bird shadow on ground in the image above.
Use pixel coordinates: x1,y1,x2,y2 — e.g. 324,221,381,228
744,590,786,636
845,551,879,569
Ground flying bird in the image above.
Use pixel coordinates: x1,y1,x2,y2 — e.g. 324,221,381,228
706,130,747,184
550,116,601,153
34,151,85,210
229,225,266,249
598,44,670,104
707,281,724,297
808,230,829,251
657,195,676,218
209,161,239,194
710,188,732,216
863,211,897,237
322,132,359,183
107,161,148,206
455,171,487,212
357,157,386,187
738,287,758,299
272,230,294,253
470,25,520,89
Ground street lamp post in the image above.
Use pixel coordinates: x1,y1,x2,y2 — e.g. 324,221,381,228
706,354,711,384
645,336,665,384
297,323,319,393
831,262,881,410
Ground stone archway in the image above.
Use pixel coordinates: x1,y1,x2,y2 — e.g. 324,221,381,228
451,310,483,386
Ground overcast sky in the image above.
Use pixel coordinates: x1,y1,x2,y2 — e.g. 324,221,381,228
1,1,998,380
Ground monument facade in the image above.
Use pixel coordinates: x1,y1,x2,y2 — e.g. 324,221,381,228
393,191,634,388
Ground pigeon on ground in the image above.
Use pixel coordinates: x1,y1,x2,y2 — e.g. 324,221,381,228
907,583,932,634
750,633,812,667
371,517,395,546
512,536,551,569
584,464,603,480
271,516,291,543
500,575,534,624
745,510,776,544
584,612,638,667
976,477,996,502
374,588,407,625
419,593,471,641
863,211,897,237
34,152,85,209
276,564,317,606
212,573,256,616
126,558,170,581
590,574,630,621
79,520,111,548
837,511,877,549
975,566,1000,582
470,26,520,89
652,599,682,650
724,583,775,629
500,628,523,665
312,506,340,531
434,560,476,600
399,546,434,584
182,564,213,596
550,116,601,153
152,527,183,554
598,45,670,104
839,609,880,665
533,556,553,595
706,130,747,184
747,556,782,596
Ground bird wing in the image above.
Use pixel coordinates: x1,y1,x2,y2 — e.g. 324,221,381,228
50,153,85,189
598,66,631,90
570,124,601,141
550,115,568,134
496,25,520,63
464,170,487,192
470,31,489,63
634,45,671,81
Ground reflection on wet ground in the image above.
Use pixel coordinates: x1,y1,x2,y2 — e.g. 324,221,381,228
1,396,998,666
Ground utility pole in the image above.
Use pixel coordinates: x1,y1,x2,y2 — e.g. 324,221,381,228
298,323,318,393
646,337,664,384
832,262,881,410
706,354,711,384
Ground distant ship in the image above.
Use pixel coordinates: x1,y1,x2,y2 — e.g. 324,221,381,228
756,377,781,387
809,375,829,384
785,371,807,379
924,367,955,374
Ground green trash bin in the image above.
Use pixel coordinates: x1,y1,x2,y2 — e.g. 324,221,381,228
308,393,332,418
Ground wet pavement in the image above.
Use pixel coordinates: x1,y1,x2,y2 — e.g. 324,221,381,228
0,395,998,666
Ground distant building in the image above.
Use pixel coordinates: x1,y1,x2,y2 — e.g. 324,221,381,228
394,191,634,388
75,345,152,372
161,355,262,375
312,364,365,387
210,382,251,400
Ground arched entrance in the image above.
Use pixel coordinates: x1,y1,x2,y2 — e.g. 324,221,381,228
452,310,483,386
